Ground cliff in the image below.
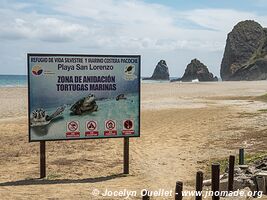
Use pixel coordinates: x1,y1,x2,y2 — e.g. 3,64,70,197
221,20,267,81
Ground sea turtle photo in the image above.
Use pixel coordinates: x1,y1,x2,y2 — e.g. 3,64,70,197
70,94,98,115
30,106,65,127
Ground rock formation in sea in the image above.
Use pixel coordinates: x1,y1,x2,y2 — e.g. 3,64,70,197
143,60,170,80
179,59,218,82
221,20,267,81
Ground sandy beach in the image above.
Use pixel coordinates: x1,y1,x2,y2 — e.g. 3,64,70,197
0,81,267,200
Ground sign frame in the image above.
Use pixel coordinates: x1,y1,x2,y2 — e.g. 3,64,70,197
27,53,141,142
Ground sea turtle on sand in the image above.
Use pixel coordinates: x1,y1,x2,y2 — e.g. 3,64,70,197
30,106,65,127
70,94,98,115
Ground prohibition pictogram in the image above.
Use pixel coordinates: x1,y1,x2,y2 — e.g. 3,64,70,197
104,120,117,136
68,121,78,132
87,121,97,131
85,120,98,137
122,119,134,135
124,120,133,130
106,120,116,130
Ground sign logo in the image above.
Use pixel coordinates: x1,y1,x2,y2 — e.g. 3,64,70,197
104,120,117,136
124,65,135,75
124,65,137,80
32,65,43,76
122,119,135,135
85,120,99,136
66,121,80,138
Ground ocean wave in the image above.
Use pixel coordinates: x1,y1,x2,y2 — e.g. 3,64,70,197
0,84,27,88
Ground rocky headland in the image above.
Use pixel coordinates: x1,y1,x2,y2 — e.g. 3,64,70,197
221,20,267,81
174,59,218,82
143,60,170,80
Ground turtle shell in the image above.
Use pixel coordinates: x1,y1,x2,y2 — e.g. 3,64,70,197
70,98,85,112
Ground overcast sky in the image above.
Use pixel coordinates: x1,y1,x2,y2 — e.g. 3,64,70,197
1,0,267,77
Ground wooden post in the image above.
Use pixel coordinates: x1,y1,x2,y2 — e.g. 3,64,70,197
40,141,46,178
123,137,129,174
239,148,244,165
196,171,203,200
175,181,183,200
142,190,150,200
228,155,235,191
211,163,220,200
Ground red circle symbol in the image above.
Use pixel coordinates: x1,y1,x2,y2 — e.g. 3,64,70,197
87,121,97,130
106,120,115,130
124,120,133,129
68,121,78,132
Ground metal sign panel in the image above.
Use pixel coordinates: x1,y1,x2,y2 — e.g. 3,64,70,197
28,54,140,142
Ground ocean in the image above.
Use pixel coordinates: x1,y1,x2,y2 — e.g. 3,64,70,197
0,75,27,87
141,77,178,83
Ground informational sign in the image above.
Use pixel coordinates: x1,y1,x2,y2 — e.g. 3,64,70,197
28,54,140,142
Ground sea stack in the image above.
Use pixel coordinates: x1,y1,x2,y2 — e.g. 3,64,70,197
220,20,267,81
180,59,218,82
144,60,170,80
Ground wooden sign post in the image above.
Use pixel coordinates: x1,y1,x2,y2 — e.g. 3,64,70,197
123,138,130,174
40,141,46,178
39,138,130,178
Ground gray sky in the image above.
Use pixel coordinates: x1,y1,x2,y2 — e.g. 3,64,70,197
1,0,267,77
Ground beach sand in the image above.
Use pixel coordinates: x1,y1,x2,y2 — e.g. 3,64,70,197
0,81,267,199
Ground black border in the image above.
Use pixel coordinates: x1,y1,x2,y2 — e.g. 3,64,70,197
28,53,141,142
